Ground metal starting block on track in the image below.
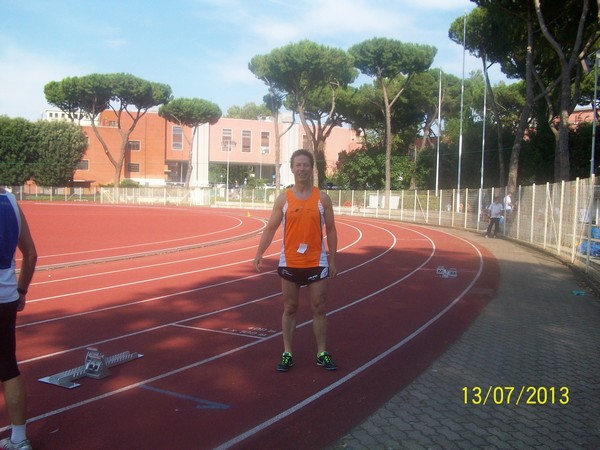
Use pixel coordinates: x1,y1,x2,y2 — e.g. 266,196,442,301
436,266,458,278
39,347,143,389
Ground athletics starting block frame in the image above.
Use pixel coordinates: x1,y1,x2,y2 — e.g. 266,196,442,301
39,347,143,389
436,266,458,278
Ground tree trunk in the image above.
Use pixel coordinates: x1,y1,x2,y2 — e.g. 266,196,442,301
115,127,135,187
90,119,118,183
296,105,318,186
381,78,392,206
483,60,506,185
507,2,536,194
534,0,592,181
557,75,572,181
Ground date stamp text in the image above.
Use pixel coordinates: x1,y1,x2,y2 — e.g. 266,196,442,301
462,386,570,405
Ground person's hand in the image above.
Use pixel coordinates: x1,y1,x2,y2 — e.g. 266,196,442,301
328,262,337,279
17,292,26,312
253,256,262,272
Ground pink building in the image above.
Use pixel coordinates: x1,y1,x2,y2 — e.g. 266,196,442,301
191,116,362,187
44,110,361,189
570,106,596,128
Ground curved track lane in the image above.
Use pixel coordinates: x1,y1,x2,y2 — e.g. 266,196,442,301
4,203,499,450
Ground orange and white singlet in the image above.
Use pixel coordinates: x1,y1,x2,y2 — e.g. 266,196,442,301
279,187,328,268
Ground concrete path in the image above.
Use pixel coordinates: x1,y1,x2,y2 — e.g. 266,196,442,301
331,229,600,450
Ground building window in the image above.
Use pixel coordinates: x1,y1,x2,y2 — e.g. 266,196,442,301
127,140,141,151
172,126,183,150
127,163,140,173
222,129,233,151
261,131,270,154
165,161,188,185
242,130,251,152
76,160,89,170
108,121,117,127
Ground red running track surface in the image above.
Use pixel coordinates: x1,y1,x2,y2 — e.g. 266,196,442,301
4,202,499,450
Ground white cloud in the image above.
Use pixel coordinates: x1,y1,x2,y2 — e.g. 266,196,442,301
105,39,128,49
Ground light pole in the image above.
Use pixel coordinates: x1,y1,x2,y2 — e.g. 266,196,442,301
591,49,599,178
259,116,265,181
435,68,442,197
479,54,488,231
585,50,598,272
222,140,236,203
457,10,466,212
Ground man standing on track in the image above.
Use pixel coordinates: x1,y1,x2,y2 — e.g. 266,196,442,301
0,188,37,450
253,149,338,372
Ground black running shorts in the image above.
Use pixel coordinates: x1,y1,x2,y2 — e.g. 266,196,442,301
0,300,20,382
277,266,329,286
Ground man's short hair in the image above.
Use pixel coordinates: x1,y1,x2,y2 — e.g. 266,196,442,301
290,149,314,169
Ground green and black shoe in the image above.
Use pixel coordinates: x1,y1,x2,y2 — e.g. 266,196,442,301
316,351,337,371
277,352,294,372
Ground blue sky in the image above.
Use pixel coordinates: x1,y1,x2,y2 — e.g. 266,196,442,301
0,0,506,121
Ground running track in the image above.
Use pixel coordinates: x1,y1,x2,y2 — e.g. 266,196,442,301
3,202,499,449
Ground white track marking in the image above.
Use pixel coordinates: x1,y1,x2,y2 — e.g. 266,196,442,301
34,226,262,270
32,240,278,287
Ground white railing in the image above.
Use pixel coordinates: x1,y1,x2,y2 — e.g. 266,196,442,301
9,177,600,282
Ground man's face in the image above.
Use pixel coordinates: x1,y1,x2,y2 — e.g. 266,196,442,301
291,155,312,181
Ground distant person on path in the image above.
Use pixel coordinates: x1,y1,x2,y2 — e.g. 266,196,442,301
504,192,513,216
253,149,338,372
485,196,504,238
0,189,37,450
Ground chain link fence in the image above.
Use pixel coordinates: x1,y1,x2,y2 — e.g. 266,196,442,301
8,177,600,283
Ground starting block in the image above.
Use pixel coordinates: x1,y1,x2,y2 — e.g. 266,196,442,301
436,266,458,278
39,347,143,389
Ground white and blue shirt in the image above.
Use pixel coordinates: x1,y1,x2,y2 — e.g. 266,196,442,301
0,191,21,303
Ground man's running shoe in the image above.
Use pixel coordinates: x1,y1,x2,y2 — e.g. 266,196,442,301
277,352,294,372
0,438,32,450
316,351,337,371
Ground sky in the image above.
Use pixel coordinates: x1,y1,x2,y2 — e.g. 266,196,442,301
0,0,507,122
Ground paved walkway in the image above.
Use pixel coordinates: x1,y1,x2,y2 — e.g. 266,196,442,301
331,230,600,450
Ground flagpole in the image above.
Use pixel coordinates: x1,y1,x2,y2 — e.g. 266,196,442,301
435,68,442,196
457,10,466,212
591,49,598,178
478,54,487,231
586,50,598,272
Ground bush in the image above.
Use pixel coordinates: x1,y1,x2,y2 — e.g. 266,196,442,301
120,179,140,188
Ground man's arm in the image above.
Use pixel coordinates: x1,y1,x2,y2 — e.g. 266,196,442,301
16,207,37,311
253,193,285,272
321,192,338,278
